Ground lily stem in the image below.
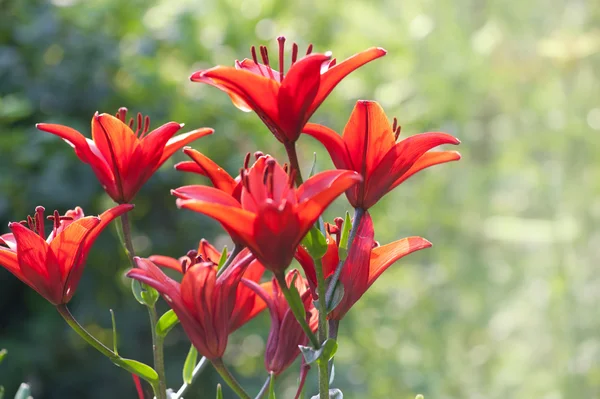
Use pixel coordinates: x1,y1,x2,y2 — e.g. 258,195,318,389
324,207,365,309
212,358,252,399
56,304,161,397
284,143,304,186
255,374,272,399
217,244,243,276
120,214,167,399
172,356,209,399
274,272,320,348
314,257,329,399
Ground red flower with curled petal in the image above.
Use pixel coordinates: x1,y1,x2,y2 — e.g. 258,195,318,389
296,212,431,321
243,269,317,375
127,252,255,360
190,37,386,144
0,204,132,305
149,239,268,331
172,155,361,275
36,108,212,203
303,100,461,210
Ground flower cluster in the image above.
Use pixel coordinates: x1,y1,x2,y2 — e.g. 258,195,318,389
0,37,460,398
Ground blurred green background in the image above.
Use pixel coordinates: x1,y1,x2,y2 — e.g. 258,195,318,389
1,0,599,397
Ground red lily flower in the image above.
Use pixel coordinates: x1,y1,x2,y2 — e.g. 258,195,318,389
127,253,255,360
303,100,461,210
243,269,317,375
149,239,268,331
190,37,386,144
173,155,361,274
0,204,132,305
36,108,213,203
296,212,431,320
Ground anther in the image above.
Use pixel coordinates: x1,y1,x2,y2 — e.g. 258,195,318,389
282,163,289,173
26,215,35,231
181,258,190,274
291,43,298,65
142,115,150,137
250,45,265,77
244,152,251,170
128,118,135,129
260,46,275,80
135,112,143,136
277,36,286,82
254,151,264,160
35,206,45,238
393,118,402,141
306,43,313,55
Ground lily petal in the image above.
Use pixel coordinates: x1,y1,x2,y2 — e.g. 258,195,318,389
302,123,352,169
159,128,213,165
390,151,462,190
148,255,183,273
180,148,238,194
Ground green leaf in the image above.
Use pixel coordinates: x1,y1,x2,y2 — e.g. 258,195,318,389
109,309,119,356
216,384,223,399
338,212,352,251
301,226,328,260
217,246,228,271
308,152,318,178
140,285,159,307
131,279,145,305
326,280,345,313
287,273,306,320
0,349,6,365
268,372,276,399
183,345,198,385
117,358,158,383
13,383,30,399
310,389,343,399
156,309,179,337
299,339,338,365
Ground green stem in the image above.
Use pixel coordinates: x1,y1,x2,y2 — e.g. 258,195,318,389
274,272,320,348
314,258,330,398
255,374,272,399
212,358,252,399
148,306,167,399
172,357,209,399
325,207,365,308
217,244,243,276
120,214,167,399
284,143,304,186
56,304,161,396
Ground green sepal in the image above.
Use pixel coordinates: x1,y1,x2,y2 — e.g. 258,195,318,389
338,212,352,251
140,285,159,307
217,246,228,271
268,372,276,399
299,339,338,365
287,273,306,320
301,227,328,260
117,358,158,383
156,309,179,337
183,345,198,384
131,279,145,305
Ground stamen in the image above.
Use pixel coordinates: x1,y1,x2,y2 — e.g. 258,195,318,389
282,163,289,173
264,160,276,198
260,46,275,80
291,43,298,65
35,206,45,238
52,210,61,230
135,113,142,136
117,107,128,122
277,36,286,82
244,152,251,170
181,258,190,274
141,115,150,137
306,43,313,55
186,249,198,260
128,118,135,129
250,46,265,77
334,217,344,244
240,168,251,193
392,117,398,133
26,215,35,231
393,118,402,141
254,151,264,160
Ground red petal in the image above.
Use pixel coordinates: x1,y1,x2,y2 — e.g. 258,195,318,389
367,237,432,288
0,247,24,282
198,239,224,264
159,127,213,165
175,161,205,175
309,47,387,115
277,53,331,141
0,233,17,251
172,185,241,207
148,255,183,273
181,148,237,195
390,151,461,190
294,245,317,297
302,123,352,170
235,59,282,82
191,70,254,112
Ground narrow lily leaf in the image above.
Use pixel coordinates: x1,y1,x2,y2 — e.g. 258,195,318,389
109,309,119,356
217,246,228,271
216,384,223,399
299,339,337,365
308,152,318,178
0,349,6,364
118,359,158,383
183,345,198,384
156,309,179,337
268,372,276,399
131,279,145,305
287,273,306,319
301,227,328,260
13,383,30,399
338,211,352,250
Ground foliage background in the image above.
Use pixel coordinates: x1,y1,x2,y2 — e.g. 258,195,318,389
1,0,599,397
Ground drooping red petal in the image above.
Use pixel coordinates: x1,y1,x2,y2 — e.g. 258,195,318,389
148,255,183,273
296,170,362,232
191,70,254,112
367,237,432,288
180,148,238,195
158,128,213,165
230,260,268,331
0,247,24,282
389,151,462,190
174,161,204,175
277,53,331,141
302,123,352,169
309,47,387,116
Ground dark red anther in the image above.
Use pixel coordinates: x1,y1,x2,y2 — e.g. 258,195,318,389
128,117,135,129
306,43,313,55
264,159,276,197
282,163,289,173
52,210,61,230
259,46,275,80
134,113,142,136
186,249,198,260
254,151,264,160
291,43,298,65
277,36,286,82
181,258,190,274
240,168,251,193
334,217,344,229
393,119,401,141
243,152,251,170
26,215,35,232
250,46,265,77
141,115,150,137
35,206,46,238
